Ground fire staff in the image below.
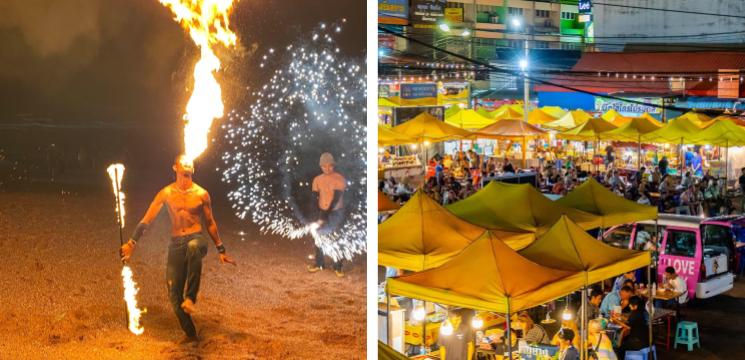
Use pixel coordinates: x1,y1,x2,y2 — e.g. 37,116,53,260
120,155,236,342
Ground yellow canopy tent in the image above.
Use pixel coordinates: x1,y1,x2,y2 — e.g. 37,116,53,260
519,215,651,284
541,106,567,119
677,111,712,127
444,105,462,118
378,191,531,271
640,112,661,124
601,109,623,122
528,108,559,125
711,115,745,127
556,178,658,228
476,107,495,119
391,112,472,143
445,109,497,129
557,117,617,141
690,118,745,146
378,124,417,146
379,98,400,107
641,116,706,144
600,116,663,167
542,109,592,130
471,119,548,168
446,181,601,239
493,105,525,120
378,191,400,212
386,231,586,314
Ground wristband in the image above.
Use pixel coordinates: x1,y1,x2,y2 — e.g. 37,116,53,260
131,222,148,242
216,244,226,254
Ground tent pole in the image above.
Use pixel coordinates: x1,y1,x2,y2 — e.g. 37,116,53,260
647,265,653,348
725,139,729,187
581,286,587,360
522,136,527,169
638,134,642,170
506,300,513,360
386,292,391,346
421,300,427,355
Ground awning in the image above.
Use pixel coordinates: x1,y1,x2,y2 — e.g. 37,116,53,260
387,231,586,314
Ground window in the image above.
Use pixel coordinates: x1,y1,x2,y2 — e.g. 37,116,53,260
535,10,550,18
664,230,697,258
561,11,577,20
508,7,523,16
533,41,549,49
603,224,633,249
703,224,733,257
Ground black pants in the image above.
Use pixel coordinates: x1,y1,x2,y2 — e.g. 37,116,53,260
314,208,344,272
166,233,207,337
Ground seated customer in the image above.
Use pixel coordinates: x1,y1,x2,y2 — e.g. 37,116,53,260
600,286,633,318
658,266,688,308
556,328,580,360
577,288,604,320
614,296,649,358
587,319,617,360
511,312,550,344
551,319,580,349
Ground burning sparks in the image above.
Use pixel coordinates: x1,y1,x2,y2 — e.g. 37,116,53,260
220,22,366,262
158,0,237,163
106,164,126,228
106,163,145,335
121,265,145,335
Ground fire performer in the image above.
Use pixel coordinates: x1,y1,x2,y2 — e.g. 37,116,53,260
120,155,235,342
307,152,347,277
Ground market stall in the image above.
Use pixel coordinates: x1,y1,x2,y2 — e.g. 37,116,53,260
446,181,601,240
556,178,658,228
542,109,592,130
471,118,548,169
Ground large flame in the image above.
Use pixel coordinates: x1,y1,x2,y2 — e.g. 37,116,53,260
106,163,145,335
159,0,237,163
106,163,126,227
121,265,145,335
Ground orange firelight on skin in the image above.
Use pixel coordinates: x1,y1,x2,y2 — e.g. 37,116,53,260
158,0,237,164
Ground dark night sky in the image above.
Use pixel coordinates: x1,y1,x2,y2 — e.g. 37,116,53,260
0,0,366,127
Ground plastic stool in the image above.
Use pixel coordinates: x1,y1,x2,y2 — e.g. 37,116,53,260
674,321,700,351
624,345,657,360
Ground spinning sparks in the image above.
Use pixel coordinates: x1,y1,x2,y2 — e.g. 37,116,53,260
106,163,145,335
158,0,237,163
221,22,367,262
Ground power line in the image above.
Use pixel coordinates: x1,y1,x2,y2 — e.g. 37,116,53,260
378,25,709,114
593,1,745,19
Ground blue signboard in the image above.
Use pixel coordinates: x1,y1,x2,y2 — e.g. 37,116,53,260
379,0,409,20
400,83,437,99
578,0,592,14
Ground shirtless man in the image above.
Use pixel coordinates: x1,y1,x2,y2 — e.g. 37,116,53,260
307,152,346,277
120,155,235,342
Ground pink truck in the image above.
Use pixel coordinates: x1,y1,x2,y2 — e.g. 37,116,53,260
603,214,738,300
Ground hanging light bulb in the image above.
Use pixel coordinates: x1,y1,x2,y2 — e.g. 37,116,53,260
561,308,572,321
412,304,426,321
471,315,484,329
440,319,454,336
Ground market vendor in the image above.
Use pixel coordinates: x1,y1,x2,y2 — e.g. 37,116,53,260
438,309,475,360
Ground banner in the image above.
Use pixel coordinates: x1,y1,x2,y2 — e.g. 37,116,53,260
438,82,469,106
595,97,662,116
379,0,409,23
411,0,447,27
400,83,437,105
444,8,463,23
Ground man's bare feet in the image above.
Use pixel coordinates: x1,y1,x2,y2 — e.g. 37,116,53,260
181,298,196,314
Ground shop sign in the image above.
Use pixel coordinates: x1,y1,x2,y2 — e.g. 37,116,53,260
438,82,469,105
400,83,438,105
578,0,592,14
379,84,391,98
595,97,662,116
444,8,463,23
411,0,447,25
379,0,409,20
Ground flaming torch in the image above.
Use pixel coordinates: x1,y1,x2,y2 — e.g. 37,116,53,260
106,163,145,335
158,0,237,164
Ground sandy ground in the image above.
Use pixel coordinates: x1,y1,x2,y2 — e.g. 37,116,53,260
0,189,366,359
